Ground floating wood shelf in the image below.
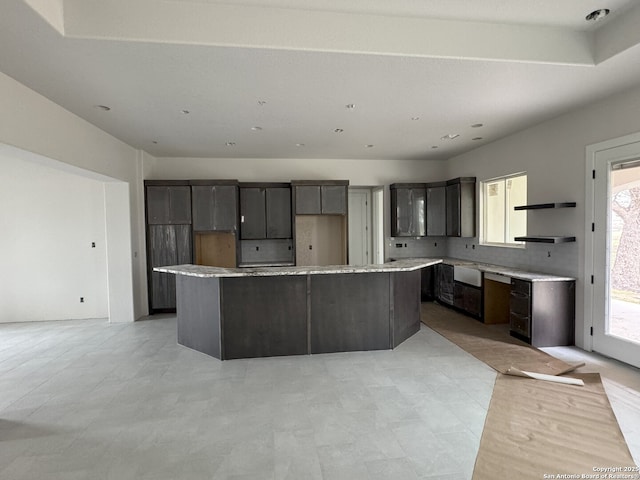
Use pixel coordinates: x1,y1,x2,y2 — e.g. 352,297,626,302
514,236,576,244
514,202,576,211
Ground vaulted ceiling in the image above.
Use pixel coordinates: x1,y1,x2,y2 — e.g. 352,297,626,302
2,0,640,160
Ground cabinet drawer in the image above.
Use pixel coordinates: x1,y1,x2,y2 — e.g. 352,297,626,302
510,312,531,338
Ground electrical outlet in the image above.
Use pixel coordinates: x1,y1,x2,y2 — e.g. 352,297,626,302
91,242,96,248
80,297,84,303
395,243,403,248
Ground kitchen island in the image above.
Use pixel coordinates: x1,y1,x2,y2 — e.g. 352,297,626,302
155,259,440,360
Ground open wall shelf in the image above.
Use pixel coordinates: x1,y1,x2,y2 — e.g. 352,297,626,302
514,236,576,243
514,202,576,211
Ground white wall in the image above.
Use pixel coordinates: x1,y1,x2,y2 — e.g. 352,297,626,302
0,72,145,321
0,150,108,322
446,83,640,348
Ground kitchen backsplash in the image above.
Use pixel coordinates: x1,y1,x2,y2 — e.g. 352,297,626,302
446,237,579,278
384,236,578,279
386,237,447,260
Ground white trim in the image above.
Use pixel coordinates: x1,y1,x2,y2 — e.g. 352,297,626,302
584,131,640,354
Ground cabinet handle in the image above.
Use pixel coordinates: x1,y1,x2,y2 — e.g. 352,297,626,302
241,215,245,223
510,291,529,299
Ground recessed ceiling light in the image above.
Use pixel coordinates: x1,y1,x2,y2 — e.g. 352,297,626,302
334,128,344,133
441,134,459,140
225,142,236,146
181,109,190,115
257,100,267,106
94,105,111,111
366,144,374,148
471,123,484,128
411,117,420,121
251,126,262,131
472,137,483,141
345,104,356,110
295,143,305,147
585,9,610,21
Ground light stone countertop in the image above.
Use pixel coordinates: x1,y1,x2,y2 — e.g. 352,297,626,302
434,257,575,282
154,258,442,278
155,257,575,282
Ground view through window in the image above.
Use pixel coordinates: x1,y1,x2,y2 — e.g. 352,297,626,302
481,173,527,246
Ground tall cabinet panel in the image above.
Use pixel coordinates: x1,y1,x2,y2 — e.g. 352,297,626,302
426,182,446,237
445,177,476,238
145,179,193,313
148,225,192,309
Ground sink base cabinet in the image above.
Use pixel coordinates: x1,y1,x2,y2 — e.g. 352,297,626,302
509,279,575,347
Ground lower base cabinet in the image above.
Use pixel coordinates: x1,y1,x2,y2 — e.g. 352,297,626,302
436,264,454,305
454,281,482,318
509,278,575,347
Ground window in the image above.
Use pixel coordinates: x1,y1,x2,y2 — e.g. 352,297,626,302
481,173,527,246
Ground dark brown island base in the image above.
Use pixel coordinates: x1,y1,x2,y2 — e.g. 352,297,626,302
155,259,439,360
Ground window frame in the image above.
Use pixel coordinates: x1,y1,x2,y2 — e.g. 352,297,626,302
480,172,527,248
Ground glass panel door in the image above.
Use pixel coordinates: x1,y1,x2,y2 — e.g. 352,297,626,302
608,162,640,345
593,148,640,368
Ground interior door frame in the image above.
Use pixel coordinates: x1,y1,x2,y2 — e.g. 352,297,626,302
585,131,640,364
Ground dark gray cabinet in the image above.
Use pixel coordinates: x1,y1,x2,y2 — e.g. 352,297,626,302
146,185,191,225
191,183,238,232
293,181,348,215
426,182,446,237
148,224,192,310
240,187,267,239
145,181,193,312
266,187,292,238
454,282,482,318
390,183,426,237
446,177,476,237
240,184,292,239
509,278,575,347
436,263,454,305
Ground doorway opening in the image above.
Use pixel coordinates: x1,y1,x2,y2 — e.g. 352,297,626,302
348,187,384,265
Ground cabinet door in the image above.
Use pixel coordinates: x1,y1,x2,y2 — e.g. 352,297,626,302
213,185,238,232
438,264,454,305
240,188,266,239
427,186,446,236
446,183,461,237
391,188,412,236
392,188,425,236
321,185,347,214
193,185,238,232
266,187,292,238
148,224,192,309
191,186,215,231
147,186,191,224
411,188,426,236
295,186,321,214
464,285,482,318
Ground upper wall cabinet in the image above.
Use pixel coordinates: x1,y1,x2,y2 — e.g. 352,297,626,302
292,181,349,215
145,182,192,225
390,183,426,237
446,177,476,238
240,183,292,240
190,181,238,232
426,182,446,237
